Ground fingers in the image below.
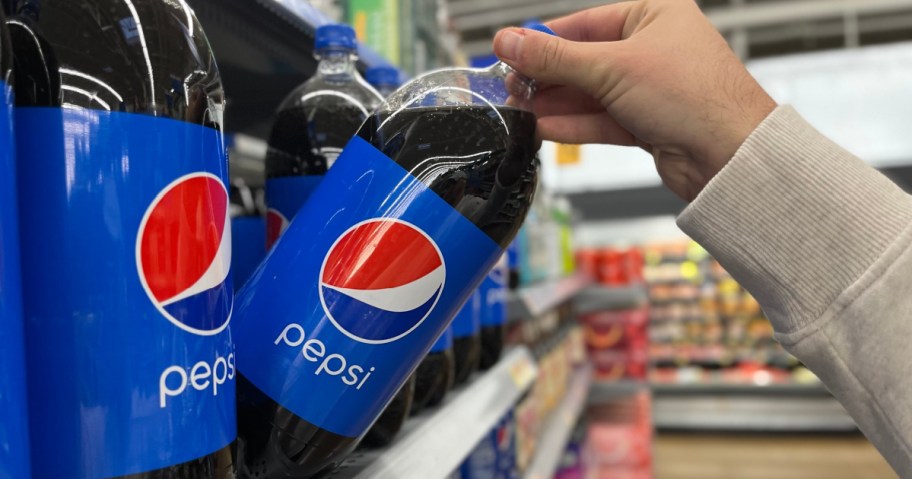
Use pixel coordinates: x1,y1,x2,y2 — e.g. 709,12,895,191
537,112,637,147
494,29,611,96
534,85,605,117
546,1,637,42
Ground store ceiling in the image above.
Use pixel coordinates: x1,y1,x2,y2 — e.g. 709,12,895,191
448,0,912,60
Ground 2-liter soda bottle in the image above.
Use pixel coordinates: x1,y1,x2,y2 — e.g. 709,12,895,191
0,7,30,478
265,24,383,249
235,24,553,478
7,1,236,477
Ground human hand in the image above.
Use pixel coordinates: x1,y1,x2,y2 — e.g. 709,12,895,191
493,0,776,201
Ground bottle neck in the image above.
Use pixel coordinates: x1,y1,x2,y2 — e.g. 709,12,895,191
316,49,358,79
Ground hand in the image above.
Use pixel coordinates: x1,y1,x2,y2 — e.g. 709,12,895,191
493,0,777,201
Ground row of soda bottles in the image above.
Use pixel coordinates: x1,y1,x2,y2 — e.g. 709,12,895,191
0,1,551,478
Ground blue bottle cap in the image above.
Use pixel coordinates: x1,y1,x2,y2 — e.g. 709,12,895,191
523,22,557,36
366,66,400,88
315,24,357,51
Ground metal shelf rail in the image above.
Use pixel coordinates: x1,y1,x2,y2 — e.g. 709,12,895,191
507,274,592,323
652,382,858,432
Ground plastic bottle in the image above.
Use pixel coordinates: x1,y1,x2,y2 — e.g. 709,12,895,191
411,324,455,413
0,8,30,477
361,64,416,446
234,24,552,478
230,180,266,291
265,24,383,249
453,289,482,384
479,253,508,370
365,65,401,97
7,1,235,477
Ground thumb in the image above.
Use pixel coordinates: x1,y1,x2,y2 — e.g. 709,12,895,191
493,28,608,95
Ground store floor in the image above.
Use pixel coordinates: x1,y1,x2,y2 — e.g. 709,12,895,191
654,433,897,479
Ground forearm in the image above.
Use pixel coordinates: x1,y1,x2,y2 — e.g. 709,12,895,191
678,105,912,476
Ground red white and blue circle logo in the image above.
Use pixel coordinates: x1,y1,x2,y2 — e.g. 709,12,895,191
136,173,233,336
265,208,290,249
319,219,445,344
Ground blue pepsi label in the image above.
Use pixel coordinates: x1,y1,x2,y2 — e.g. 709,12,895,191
16,108,236,478
0,82,30,479
265,175,322,249
234,136,502,437
231,216,266,291
452,289,481,338
429,325,454,353
506,239,519,270
480,254,507,327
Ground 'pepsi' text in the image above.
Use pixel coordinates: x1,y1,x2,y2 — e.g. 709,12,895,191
160,349,236,408
276,323,375,389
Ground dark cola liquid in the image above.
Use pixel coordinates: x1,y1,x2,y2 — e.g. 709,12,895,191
360,374,416,448
479,325,504,370
411,348,455,413
266,100,369,179
453,335,481,384
238,104,537,478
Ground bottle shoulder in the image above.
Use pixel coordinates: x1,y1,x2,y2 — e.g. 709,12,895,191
277,75,383,114
6,0,224,128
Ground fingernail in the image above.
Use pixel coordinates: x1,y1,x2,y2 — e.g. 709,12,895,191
497,30,523,62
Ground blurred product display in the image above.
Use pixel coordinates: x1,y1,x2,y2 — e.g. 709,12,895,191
642,241,806,386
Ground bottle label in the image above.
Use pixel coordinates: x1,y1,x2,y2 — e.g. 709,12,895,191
234,136,502,437
452,289,481,338
0,82,31,479
265,175,322,249
16,108,236,478
429,325,453,353
480,254,508,327
231,216,266,291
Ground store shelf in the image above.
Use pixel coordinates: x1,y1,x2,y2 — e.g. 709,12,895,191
251,0,395,69
652,382,831,397
653,382,858,432
588,380,650,404
333,347,538,479
507,274,592,323
573,284,649,315
524,365,593,479
190,0,400,139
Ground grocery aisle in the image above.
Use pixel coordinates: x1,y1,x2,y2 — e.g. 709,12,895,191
654,434,896,479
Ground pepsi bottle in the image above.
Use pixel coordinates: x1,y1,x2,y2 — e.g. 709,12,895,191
453,289,482,384
479,253,508,370
0,9,30,478
411,324,454,413
360,64,414,447
264,24,382,249
234,25,549,478
6,1,235,477
231,181,266,291
365,65,400,97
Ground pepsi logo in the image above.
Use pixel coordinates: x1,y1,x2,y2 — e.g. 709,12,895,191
319,219,445,344
265,208,290,250
136,173,233,336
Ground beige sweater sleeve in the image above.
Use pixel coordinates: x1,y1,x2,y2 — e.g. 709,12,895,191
677,105,912,477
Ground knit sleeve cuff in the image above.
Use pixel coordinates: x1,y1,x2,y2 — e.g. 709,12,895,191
677,105,912,333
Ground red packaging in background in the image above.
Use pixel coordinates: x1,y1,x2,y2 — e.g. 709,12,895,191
586,391,653,479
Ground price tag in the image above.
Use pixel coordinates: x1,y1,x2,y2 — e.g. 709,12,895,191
509,356,536,388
